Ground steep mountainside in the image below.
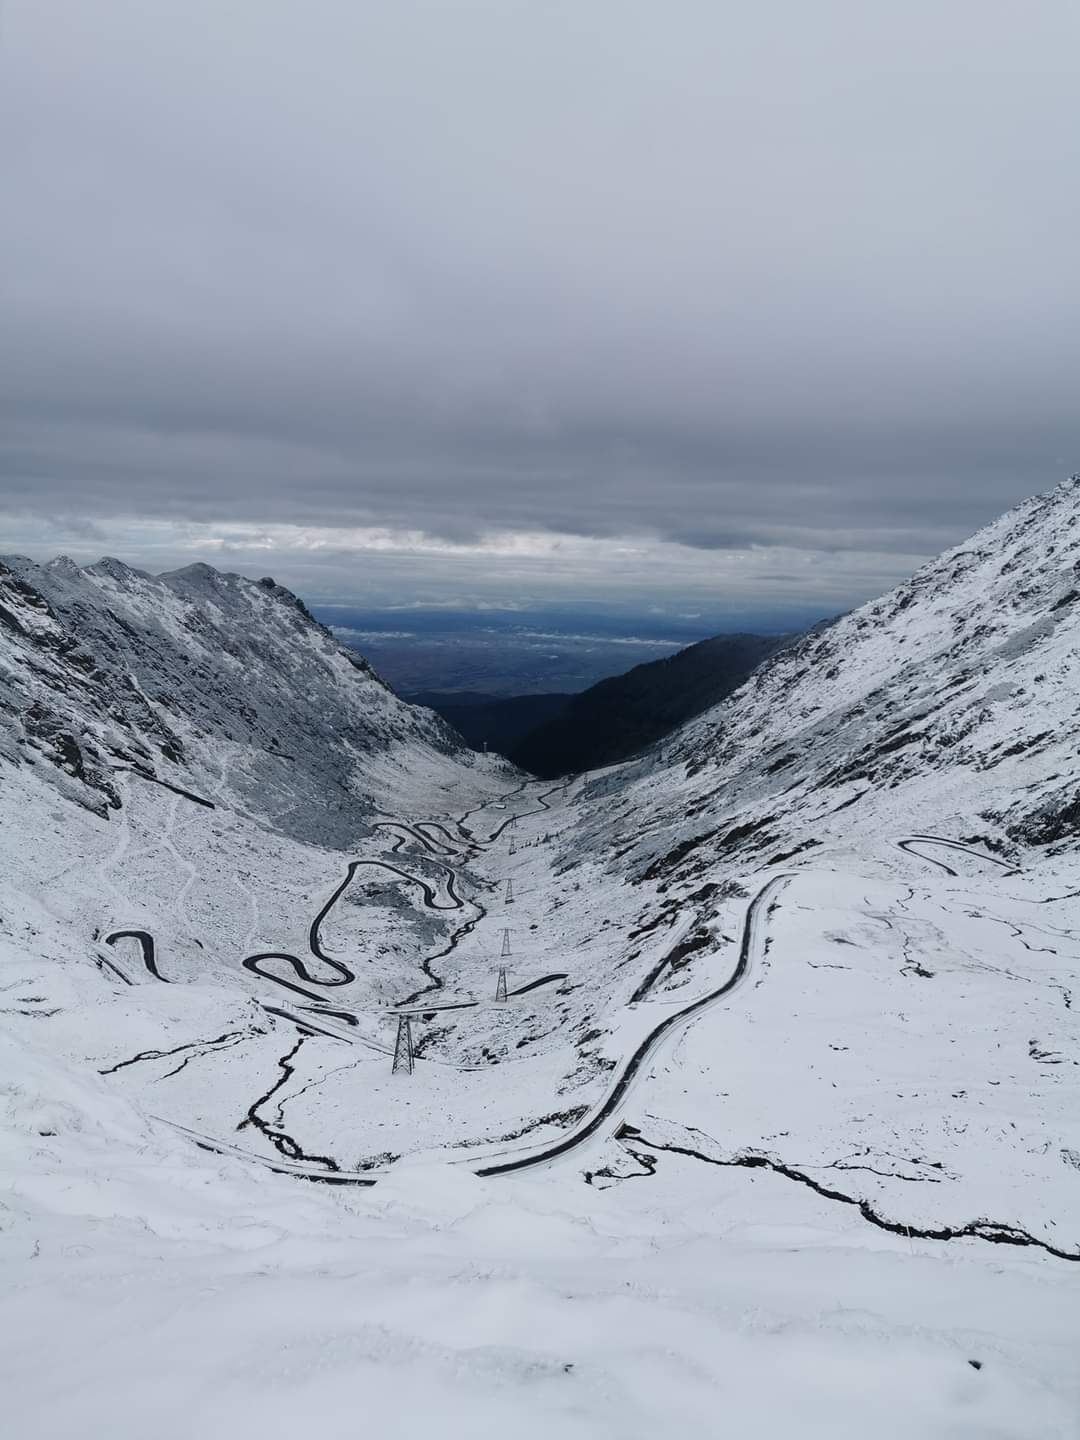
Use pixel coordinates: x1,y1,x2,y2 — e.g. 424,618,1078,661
508,631,790,776
0,555,480,844
586,474,1080,881
2,482,1079,1435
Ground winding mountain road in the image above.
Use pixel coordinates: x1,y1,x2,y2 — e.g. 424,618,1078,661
457,778,567,844
102,793,1079,1259
155,868,789,1187
107,777,561,1015
242,853,471,1008
375,820,464,857
106,813,1014,1156
103,774,778,1179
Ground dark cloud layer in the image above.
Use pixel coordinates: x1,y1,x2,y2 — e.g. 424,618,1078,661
1,2,1077,606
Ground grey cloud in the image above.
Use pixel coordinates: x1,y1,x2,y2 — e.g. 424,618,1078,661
1,0,1077,601
42,514,109,542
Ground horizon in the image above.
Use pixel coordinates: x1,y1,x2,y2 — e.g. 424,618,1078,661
0,542,834,635
0,512,941,627
1,470,1067,637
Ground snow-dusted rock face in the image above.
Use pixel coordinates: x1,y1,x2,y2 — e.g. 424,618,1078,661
0,554,470,842
590,474,1080,884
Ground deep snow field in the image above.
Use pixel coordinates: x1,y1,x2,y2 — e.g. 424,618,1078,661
3,747,1079,1437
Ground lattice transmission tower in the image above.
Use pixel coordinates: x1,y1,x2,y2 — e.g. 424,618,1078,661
391,1015,414,1075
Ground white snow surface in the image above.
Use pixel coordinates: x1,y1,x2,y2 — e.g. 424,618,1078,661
3,482,1080,1436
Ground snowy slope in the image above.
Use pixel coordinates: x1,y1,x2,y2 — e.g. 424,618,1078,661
0,553,481,842
2,482,1080,1436
597,473,1080,875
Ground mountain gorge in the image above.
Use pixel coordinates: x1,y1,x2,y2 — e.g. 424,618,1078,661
2,479,1079,1436
411,630,789,776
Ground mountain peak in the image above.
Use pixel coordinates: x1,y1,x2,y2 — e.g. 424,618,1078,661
45,555,83,577
86,556,152,584
158,560,234,587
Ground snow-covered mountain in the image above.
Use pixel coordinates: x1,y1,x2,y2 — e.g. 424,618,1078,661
2,482,1079,1438
587,473,1080,877
0,553,481,843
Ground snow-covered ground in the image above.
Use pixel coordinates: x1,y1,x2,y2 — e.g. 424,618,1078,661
3,482,1080,1434
3,1020,1078,1439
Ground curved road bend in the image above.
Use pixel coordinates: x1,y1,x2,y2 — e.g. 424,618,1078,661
481,781,568,845
897,835,1021,877
475,873,792,1176
375,821,460,857
105,929,169,983
456,772,570,842
416,820,476,852
247,773,548,1005
103,773,554,1003
382,777,570,1005
105,847,470,1000
456,778,533,836
309,859,467,951
243,854,467,1006
115,778,575,1143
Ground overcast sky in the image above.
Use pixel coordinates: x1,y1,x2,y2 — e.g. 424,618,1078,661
2,1,1077,619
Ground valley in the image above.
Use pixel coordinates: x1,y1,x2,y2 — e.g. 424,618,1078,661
9,725,1076,1259
6,8,1078,1430
3,478,1080,1435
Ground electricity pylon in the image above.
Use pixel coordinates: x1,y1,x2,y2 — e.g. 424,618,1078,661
505,878,514,904
392,1015,414,1075
501,928,511,957
495,967,508,1002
